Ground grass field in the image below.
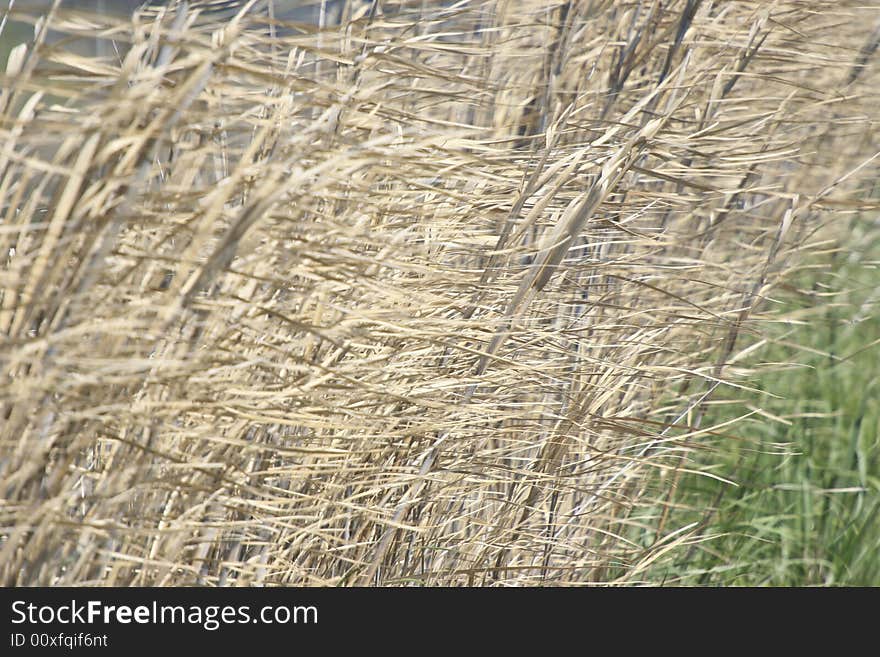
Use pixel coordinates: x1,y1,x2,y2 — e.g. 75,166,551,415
640,218,880,585
2,0,878,586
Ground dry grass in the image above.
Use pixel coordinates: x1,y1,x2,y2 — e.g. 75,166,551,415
0,0,877,586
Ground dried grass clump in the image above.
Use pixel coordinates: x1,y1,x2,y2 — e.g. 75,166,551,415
1,0,877,586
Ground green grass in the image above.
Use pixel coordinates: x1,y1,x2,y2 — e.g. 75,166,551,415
645,220,880,586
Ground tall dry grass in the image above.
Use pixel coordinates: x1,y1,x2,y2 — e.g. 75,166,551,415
0,0,877,586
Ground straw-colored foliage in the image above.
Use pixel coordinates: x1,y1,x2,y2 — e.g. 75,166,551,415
0,0,877,586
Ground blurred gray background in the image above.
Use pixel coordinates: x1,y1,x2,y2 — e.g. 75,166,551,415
4,1,354,22
1,1,365,66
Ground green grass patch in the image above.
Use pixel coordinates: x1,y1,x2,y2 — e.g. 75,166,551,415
644,220,880,586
